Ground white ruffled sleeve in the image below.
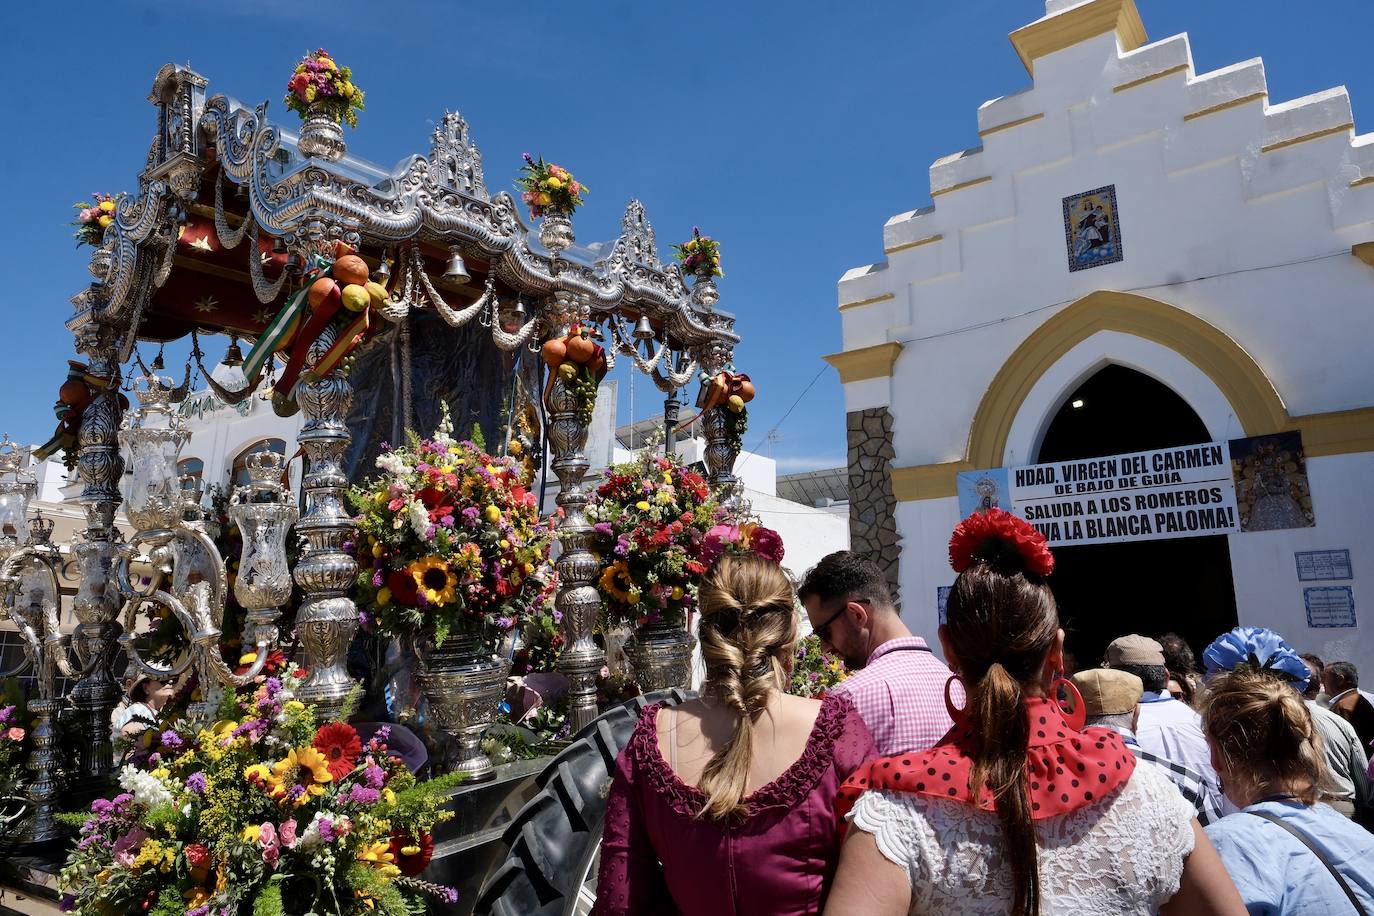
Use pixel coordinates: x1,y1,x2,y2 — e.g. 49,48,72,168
846,790,927,884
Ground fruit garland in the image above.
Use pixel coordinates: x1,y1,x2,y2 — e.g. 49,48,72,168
699,369,755,454
541,323,608,426
35,361,123,470
242,242,389,406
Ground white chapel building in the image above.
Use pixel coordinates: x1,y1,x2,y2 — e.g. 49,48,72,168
826,0,1374,672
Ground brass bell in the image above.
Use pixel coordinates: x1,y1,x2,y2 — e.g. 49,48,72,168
633,314,655,340
374,255,391,283
443,246,470,283
223,336,244,367
150,345,165,371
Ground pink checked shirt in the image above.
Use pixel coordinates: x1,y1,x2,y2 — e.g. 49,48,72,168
829,636,956,755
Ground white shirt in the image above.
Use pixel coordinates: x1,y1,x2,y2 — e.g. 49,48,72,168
847,764,1196,914
1134,691,1226,812
1307,699,1371,808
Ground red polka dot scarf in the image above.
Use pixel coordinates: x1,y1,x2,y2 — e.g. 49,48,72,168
836,697,1135,830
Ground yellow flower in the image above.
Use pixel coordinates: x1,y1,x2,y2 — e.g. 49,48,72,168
244,762,276,790
358,841,401,878
409,555,457,607
375,586,392,606
635,500,652,511
383,787,397,806
537,191,552,206
662,472,674,484
183,887,210,909
98,199,116,212
150,767,169,780
655,490,673,505
546,176,563,190
240,824,260,843
484,505,501,523
305,85,316,102
284,700,305,714
98,215,113,228
239,652,258,666
626,587,642,604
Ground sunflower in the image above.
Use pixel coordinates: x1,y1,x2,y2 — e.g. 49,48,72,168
312,722,362,780
268,746,333,806
409,555,457,606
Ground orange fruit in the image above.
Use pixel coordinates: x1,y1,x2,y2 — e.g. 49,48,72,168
308,277,339,308
332,254,369,286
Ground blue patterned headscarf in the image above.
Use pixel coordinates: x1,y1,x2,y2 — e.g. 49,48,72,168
1202,626,1311,691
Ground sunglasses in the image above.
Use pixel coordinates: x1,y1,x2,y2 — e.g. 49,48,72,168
813,598,869,644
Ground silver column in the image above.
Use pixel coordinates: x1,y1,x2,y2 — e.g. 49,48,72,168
69,328,125,785
292,325,360,720
546,292,605,732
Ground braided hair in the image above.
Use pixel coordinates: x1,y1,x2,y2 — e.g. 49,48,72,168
695,553,799,820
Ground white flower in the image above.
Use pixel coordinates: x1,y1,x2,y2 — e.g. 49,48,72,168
297,811,327,850
407,499,430,537
118,764,174,809
376,452,412,476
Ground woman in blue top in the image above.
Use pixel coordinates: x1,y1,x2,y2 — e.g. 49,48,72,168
1202,667,1374,914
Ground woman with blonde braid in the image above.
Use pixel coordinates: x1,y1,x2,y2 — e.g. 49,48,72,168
594,554,876,915
825,510,1244,915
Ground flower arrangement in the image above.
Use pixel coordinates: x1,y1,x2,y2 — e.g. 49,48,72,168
588,451,717,628
700,369,755,456
349,409,556,647
0,703,26,797
672,227,723,278
790,634,850,699
540,323,607,427
72,194,116,248
284,48,365,128
58,669,460,916
517,154,587,220
948,507,1054,577
511,581,563,676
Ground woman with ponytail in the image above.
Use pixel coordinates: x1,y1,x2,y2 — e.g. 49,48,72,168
1200,628,1374,912
825,509,1243,915
594,553,876,915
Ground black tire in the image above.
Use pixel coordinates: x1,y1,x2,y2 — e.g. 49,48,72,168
473,688,694,916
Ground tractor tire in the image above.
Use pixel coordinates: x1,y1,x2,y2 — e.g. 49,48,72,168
473,688,693,916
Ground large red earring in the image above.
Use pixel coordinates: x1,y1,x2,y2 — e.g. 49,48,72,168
944,674,968,724
1051,676,1086,731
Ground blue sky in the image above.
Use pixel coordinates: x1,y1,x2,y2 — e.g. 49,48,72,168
3,0,1372,474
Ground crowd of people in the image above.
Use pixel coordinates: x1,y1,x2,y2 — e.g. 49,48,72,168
594,508,1374,915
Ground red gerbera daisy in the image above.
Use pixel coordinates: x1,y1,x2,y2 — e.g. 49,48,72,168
312,722,363,780
388,831,435,876
387,568,419,606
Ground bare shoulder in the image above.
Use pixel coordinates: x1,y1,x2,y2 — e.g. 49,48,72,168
774,692,824,728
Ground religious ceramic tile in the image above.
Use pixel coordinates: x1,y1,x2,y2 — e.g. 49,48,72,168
1062,185,1123,272
1228,431,1316,532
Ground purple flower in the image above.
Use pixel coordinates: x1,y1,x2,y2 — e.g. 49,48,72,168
462,507,481,528
347,784,380,805
318,818,336,843
59,895,76,912
363,764,385,789
439,887,459,905
160,730,184,751
186,772,207,794
372,570,384,588
593,522,613,536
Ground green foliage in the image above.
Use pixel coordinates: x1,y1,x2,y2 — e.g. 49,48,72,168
469,421,486,452
251,875,285,916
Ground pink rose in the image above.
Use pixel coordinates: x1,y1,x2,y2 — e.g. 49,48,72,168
6,728,22,742
113,827,148,867
748,526,785,563
278,818,297,848
259,821,280,867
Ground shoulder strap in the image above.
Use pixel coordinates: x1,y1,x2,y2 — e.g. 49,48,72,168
1247,810,1369,916
667,707,678,771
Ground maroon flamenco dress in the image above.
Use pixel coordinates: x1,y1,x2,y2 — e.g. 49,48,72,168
593,692,877,915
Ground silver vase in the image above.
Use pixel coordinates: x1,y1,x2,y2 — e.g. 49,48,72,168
87,246,112,282
297,106,346,162
626,617,695,692
415,632,510,783
538,213,575,254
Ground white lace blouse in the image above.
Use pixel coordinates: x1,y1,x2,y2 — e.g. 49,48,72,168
846,763,1196,914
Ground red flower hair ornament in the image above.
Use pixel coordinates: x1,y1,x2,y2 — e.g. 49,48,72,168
948,508,1054,577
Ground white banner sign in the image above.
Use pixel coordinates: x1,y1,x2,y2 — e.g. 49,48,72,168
959,442,1240,547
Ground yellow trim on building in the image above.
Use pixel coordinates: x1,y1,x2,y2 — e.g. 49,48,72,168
823,342,904,383
1260,122,1353,154
1354,242,1374,268
978,113,1045,138
930,176,993,198
892,462,972,501
1181,92,1267,122
1112,64,1189,94
1351,176,1374,189
887,291,1374,500
884,234,944,255
1009,0,1147,76
838,292,895,312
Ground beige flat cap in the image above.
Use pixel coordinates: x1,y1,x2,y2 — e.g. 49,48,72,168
1072,668,1145,717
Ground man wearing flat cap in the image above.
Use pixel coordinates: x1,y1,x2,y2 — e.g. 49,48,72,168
1073,668,1222,825
1105,634,1225,814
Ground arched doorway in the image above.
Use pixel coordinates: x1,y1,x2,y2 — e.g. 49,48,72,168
1037,365,1239,669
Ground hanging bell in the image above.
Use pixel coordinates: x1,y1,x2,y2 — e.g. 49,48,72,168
374,254,392,283
443,245,470,283
633,314,655,340
150,345,165,371
223,336,244,367
271,235,287,255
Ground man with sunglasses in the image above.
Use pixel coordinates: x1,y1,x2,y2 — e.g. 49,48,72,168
799,551,956,755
